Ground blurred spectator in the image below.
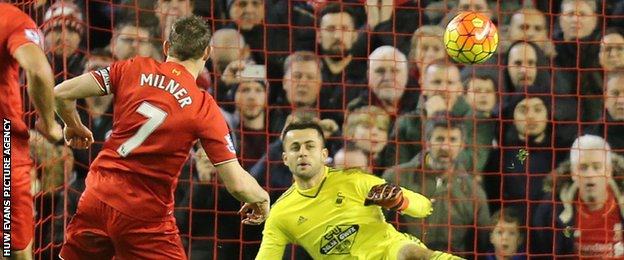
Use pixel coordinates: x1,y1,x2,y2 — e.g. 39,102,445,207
486,94,563,214
344,105,389,175
385,62,495,173
332,142,370,172
383,116,490,257
503,8,554,58
533,135,624,258
347,46,416,118
30,130,74,259
226,67,269,170
501,40,579,140
224,0,289,104
501,41,549,94
407,25,446,84
464,75,497,117
485,208,527,260
209,28,251,108
351,0,426,57
210,29,250,76
456,0,492,18
42,1,86,83
599,28,624,71
585,70,624,155
436,0,497,29
155,0,195,40
108,13,161,61
317,4,366,107
268,51,340,135
553,0,603,123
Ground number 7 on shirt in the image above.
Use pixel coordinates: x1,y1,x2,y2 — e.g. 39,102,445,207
117,101,168,157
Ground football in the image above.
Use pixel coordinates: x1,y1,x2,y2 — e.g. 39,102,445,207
443,12,498,64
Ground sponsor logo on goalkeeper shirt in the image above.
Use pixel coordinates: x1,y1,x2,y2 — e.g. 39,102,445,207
320,225,359,255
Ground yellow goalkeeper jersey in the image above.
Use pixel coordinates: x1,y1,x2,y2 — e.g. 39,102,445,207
255,166,432,260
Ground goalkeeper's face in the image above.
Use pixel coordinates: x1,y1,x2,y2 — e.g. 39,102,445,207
282,129,329,180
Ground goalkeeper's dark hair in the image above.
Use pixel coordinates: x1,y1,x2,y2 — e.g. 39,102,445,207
490,207,526,241
281,121,326,145
423,114,465,143
168,15,212,61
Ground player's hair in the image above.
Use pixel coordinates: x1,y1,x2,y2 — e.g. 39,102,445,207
490,207,526,241
281,121,326,144
283,51,320,77
570,134,612,169
168,15,212,61
423,115,465,143
462,74,497,92
408,26,444,65
317,3,358,28
344,106,390,137
561,0,598,13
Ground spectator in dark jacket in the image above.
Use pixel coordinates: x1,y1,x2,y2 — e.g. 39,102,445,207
585,70,624,155
485,93,564,214
553,0,603,123
317,4,367,108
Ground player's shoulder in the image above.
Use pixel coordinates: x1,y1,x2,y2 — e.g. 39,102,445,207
271,185,297,208
0,4,37,31
1,4,31,20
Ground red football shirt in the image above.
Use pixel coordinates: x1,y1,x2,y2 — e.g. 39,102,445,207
87,57,237,221
0,4,43,168
575,188,624,258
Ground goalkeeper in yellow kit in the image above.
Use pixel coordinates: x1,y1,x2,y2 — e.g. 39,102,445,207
254,121,463,260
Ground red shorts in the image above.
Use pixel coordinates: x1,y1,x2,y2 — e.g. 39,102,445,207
59,190,186,260
11,164,33,250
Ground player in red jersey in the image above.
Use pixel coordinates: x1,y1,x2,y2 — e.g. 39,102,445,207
54,16,270,259
0,3,63,259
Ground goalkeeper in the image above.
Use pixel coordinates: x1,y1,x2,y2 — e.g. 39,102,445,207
255,121,462,260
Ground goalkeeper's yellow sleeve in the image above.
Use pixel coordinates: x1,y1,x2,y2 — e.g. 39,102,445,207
398,188,433,218
255,214,289,260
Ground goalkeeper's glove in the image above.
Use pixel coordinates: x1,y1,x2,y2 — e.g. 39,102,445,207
430,251,466,260
364,183,409,211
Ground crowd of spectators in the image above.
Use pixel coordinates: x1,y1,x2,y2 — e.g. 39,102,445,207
21,0,624,259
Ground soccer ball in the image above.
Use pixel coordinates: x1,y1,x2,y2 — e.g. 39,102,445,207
443,12,498,64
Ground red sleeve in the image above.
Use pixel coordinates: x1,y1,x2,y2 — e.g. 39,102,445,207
89,59,130,95
7,16,42,55
198,97,238,166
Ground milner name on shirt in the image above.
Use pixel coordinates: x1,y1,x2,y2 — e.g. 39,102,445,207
139,73,192,108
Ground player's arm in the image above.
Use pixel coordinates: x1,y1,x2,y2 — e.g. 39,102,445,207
53,73,102,148
213,159,271,224
364,182,433,218
13,43,62,142
54,72,104,127
255,213,288,259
